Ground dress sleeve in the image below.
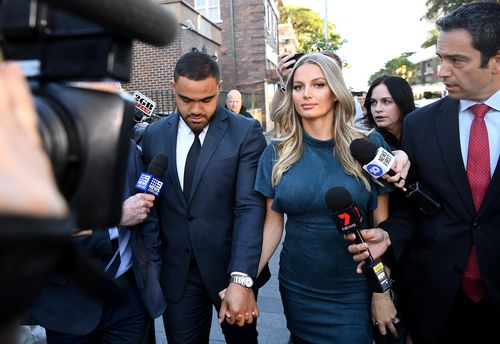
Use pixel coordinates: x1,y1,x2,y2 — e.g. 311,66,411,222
254,143,276,199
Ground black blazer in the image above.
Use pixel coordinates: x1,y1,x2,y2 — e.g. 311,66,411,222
382,97,500,341
140,106,267,304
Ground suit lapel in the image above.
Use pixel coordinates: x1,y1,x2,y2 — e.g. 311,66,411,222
479,153,500,215
163,114,187,207
434,98,475,217
188,107,228,203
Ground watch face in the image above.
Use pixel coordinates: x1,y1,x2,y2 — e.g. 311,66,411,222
243,276,253,288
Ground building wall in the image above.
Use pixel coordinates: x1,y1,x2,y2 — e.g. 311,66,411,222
124,1,221,97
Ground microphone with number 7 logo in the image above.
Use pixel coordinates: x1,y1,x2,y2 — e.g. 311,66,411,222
325,186,392,293
135,153,168,196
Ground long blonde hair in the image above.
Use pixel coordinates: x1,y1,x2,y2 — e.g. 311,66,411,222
272,53,373,190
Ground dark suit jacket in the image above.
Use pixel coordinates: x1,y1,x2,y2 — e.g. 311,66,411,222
381,97,500,341
140,106,266,304
26,141,165,335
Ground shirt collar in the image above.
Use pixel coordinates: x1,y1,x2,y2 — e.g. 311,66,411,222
460,90,500,113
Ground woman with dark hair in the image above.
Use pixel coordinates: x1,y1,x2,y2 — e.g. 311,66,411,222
363,76,415,149
363,75,415,344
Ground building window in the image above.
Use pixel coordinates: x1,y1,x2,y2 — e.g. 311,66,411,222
264,0,278,44
195,0,221,23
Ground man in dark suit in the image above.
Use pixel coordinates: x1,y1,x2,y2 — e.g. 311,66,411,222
26,139,165,343
140,51,267,343
347,3,500,343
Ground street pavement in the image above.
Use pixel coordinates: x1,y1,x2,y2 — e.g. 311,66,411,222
154,129,291,343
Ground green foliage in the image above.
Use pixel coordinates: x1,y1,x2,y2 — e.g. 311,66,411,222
368,53,417,85
424,0,499,21
421,28,439,48
279,5,344,52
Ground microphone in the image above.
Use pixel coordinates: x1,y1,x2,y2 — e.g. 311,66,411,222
135,153,168,196
325,187,392,293
43,0,178,46
350,138,441,216
350,138,397,178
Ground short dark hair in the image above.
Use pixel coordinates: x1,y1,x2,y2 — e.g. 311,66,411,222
436,2,500,68
363,75,415,128
173,51,220,82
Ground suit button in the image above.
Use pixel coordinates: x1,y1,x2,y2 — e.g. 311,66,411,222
454,266,463,273
472,222,480,230
188,215,195,221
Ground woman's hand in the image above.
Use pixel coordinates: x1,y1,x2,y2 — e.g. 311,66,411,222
372,290,399,337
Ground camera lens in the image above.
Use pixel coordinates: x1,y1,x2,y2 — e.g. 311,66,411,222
35,94,81,198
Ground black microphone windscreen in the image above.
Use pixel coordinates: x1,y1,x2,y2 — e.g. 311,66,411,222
350,138,378,165
147,153,168,179
44,0,178,46
324,187,353,212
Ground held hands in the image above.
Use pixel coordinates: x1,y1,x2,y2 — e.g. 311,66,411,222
372,290,399,337
345,228,391,273
382,150,410,191
218,284,259,326
119,193,155,226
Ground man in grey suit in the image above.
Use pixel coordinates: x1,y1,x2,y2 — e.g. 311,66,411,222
140,51,267,343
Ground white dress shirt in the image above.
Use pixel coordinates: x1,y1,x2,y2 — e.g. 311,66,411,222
176,118,209,189
107,227,132,279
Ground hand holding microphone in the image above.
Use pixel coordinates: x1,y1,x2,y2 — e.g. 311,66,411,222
120,153,168,226
325,187,392,293
349,138,409,189
350,138,441,216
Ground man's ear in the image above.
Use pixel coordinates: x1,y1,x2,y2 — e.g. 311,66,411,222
491,51,500,75
218,80,223,90
170,79,175,90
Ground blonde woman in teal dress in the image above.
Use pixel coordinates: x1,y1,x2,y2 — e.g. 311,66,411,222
255,53,397,343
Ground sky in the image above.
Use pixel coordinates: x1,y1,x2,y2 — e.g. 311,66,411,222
282,0,435,90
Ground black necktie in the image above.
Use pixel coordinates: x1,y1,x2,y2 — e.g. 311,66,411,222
105,238,120,279
183,130,202,200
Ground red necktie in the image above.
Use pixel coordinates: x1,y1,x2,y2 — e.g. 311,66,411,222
461,103,491,302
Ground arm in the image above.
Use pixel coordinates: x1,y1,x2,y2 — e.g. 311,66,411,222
269,52,295,120
257,198,284,276
219,197,284,325
221,121,267,326
370,194,398,337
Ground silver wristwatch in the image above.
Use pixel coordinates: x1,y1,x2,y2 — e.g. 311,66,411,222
230,273,254,288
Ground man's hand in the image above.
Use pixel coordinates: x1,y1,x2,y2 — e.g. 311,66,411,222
119,193,155,226
345,228,391,273
0,62,68,217
218,283,259,326
382,150,410,191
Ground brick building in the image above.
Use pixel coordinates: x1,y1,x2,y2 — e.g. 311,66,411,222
125,0,281,131
124,1,222,113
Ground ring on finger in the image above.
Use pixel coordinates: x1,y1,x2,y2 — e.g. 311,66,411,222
392,317,400,324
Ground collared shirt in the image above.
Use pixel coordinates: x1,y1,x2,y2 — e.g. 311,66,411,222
459,90,500,176
108,226,132,279
176,117,209,189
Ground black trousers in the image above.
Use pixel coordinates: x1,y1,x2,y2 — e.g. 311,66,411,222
163,260,259,344
46,270,150,344
411,289,496,344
